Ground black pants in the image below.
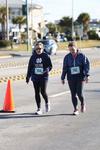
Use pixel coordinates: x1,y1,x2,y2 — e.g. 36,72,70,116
68,80,84,110
33,79,48,109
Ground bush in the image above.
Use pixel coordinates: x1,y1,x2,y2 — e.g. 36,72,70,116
0,40,11,47
88,30,99,40
75,35,80,40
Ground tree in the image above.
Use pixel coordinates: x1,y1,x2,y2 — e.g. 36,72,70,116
88,30,99,40
76,13,90,34
12,16,26,29
46,23,57,34
58,16,73,40
58,16,72,33
0,6,7,39
12,16,26,43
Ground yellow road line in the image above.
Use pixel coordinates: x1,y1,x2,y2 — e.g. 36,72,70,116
0,60,100,83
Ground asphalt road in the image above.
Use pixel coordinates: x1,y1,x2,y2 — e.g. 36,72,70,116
0,48,100,150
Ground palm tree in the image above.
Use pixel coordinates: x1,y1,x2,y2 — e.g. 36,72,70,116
76,13,90,34
0,6,7,39
12,16,26,43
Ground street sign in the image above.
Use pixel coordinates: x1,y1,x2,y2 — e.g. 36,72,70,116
22,4,27,15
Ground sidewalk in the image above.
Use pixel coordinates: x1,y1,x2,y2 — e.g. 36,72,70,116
0,50,32,58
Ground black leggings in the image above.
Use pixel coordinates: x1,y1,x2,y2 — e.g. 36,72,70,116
33,79,48,109
68,80,84,110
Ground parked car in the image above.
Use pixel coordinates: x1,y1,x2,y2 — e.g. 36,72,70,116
56,35,67,42
32,39,57,55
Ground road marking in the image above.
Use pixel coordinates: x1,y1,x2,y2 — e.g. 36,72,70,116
0,60,100,83
49,91,70,98
0,69,62,83
0,55,12,59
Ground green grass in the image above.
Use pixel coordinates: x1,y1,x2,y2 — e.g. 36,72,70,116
0,40,100,52
0,43,32,51
57,40,100,50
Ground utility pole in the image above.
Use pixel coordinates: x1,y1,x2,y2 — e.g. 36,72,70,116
6,0,9,40
72,0,74,40
31,0,33,46
26,0,29,51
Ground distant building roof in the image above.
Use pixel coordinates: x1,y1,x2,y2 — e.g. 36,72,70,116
0,0,23,6
90,19,100,23
31,4,43,9
0,0,43,9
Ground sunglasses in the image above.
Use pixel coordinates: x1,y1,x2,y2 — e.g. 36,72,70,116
36,48,42,50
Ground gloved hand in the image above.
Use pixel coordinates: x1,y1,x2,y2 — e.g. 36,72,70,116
43,68,49,74
84,76,89,83
46,68,49,72
26,77,29,84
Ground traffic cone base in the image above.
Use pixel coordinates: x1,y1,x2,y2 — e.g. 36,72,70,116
0,80,15,113
0,110,15,113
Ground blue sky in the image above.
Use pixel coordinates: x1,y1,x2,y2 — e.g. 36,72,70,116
32,0,100,22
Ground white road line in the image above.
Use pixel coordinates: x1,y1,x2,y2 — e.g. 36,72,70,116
49,91,70,98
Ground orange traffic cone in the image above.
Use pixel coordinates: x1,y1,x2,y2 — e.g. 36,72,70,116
0,79,15,113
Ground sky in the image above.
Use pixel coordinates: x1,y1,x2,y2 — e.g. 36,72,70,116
32,0,100,22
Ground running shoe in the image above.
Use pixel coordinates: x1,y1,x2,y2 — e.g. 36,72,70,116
45,103,50,112
81,104,86,112
35,109,42,115
73,109,79,115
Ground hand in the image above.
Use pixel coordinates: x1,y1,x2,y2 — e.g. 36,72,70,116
43,68,49,74
46,68,49,72
85,76,89,83
26,77,29,84
61,80,65,84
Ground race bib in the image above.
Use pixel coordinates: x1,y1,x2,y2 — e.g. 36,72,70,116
35,68,43,75
70,66,80,75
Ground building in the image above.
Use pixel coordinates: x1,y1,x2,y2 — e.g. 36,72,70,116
0,0,47,42
89,19,100,37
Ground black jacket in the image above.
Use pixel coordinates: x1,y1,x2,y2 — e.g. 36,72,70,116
26,52,52,81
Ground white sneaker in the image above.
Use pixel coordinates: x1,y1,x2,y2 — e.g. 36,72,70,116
73,109,79,115
45,103,50,112
35,109,42,115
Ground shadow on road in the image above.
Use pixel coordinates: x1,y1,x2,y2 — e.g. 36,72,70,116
85,89,100,92
0,112,74,119
88,81,100,84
